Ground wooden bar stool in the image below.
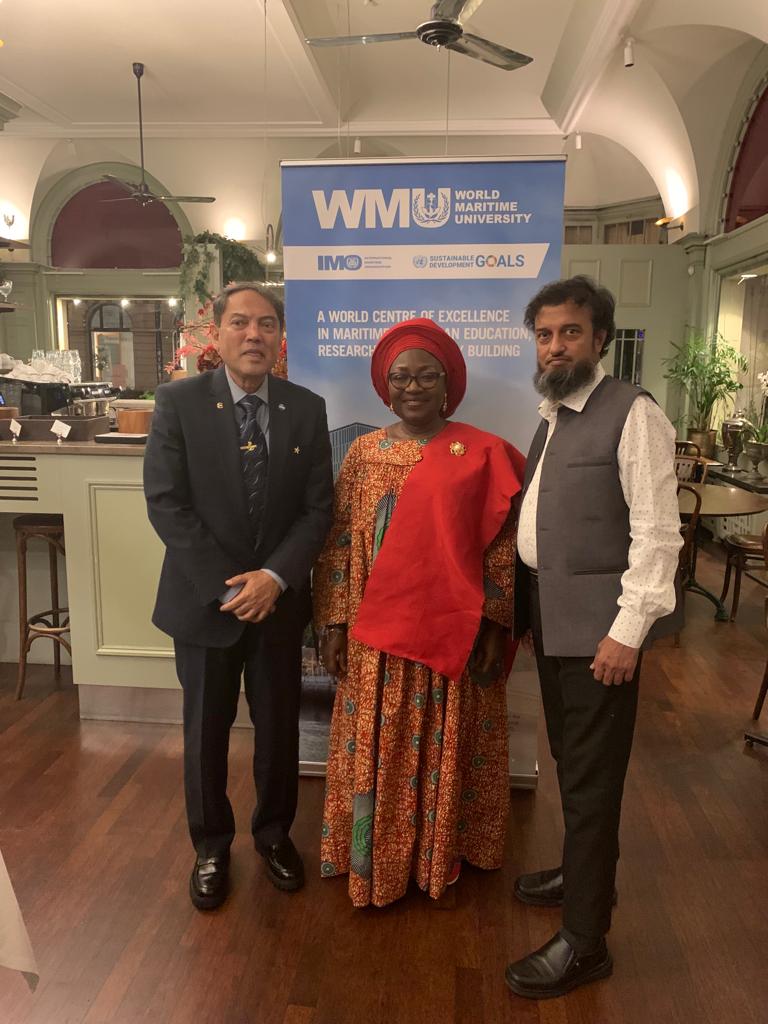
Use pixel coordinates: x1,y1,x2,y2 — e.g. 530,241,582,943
14,514,71,700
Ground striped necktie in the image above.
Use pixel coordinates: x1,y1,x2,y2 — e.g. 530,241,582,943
238,394,268,539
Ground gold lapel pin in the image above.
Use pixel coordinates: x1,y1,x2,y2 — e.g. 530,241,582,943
278,403,286,411
450,441,466,457
216,402,224,409
293,446,301,455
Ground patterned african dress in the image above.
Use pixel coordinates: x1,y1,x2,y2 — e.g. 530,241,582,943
314,428,516,908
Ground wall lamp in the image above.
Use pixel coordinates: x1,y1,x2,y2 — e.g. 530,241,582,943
265,223,277,264
655,216,685,237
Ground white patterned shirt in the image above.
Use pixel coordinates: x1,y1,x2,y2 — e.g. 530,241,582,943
517,365,682,649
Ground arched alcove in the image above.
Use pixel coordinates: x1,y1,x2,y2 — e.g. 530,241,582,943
725,83,768,231
30,162,193,266
51,181,182,268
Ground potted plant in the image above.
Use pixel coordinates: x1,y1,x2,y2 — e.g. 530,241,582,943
663,330,748,457
742,370,768,477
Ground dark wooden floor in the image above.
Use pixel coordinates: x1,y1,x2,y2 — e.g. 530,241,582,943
1,549,766,1024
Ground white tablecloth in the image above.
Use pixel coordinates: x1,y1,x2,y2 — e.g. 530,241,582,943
0,849,38,991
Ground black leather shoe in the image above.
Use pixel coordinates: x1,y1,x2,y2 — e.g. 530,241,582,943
189,856,229,911
514,866,618,908
258,837,305,892
505,933,613,1000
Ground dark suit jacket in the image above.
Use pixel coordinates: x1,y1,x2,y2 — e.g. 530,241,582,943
143,366,334,648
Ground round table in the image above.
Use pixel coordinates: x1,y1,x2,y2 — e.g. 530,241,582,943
678,482,768,518
678,483,768,620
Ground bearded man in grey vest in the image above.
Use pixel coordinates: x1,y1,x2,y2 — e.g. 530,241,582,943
505,276,682,1000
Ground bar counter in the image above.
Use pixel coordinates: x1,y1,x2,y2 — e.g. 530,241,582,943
0,438,178,722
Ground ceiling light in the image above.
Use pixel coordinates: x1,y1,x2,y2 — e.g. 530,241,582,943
120,298,130,308
739,273,758,283
223,217,246,241
168,297,178,307
623,37,634,68
72,299,81,306
575,132,582,150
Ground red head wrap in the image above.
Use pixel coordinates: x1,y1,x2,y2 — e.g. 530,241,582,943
371,317,467,417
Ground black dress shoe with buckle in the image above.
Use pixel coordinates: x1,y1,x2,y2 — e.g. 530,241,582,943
258,837,305,892
189,856,229,911
514,866,618,908
505,933,613,1000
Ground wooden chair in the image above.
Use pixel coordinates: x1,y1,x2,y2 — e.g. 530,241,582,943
675,483,702,645
719,530,767,622
14,514,71,700
747,523,768,733
675,440,701,458
674,454,709,484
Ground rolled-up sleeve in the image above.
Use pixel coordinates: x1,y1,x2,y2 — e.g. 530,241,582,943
609,396,682,648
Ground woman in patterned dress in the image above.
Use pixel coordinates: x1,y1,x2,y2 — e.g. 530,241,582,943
314,318,525,908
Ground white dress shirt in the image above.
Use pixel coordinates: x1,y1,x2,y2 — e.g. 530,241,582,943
220,368,286,602
517,364,682,649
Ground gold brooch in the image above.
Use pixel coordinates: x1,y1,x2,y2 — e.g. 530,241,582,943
216,402,224,409
293,446,301,455
450,441,466,457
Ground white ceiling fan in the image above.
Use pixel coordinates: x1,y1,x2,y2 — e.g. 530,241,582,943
306,0,533,72
102,63,216,207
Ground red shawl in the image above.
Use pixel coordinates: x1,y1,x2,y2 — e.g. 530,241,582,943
351,421,525,679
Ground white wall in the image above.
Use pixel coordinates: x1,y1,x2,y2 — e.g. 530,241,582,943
563,242,689,415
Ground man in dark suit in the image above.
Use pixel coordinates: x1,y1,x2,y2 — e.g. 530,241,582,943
144,282,333,909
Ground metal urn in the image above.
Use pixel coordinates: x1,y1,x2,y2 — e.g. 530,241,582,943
721,410,750,473
744,440,768,480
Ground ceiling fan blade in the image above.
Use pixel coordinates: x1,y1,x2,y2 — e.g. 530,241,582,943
306,32,417,47
0,236,30,249
101,174,138,193
155,195,217,204
432,0,487,21
447,32,533,70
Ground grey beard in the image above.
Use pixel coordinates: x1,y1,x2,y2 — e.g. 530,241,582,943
533,360,596,402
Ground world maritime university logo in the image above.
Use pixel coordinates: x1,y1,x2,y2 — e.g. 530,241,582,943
411,188,451,229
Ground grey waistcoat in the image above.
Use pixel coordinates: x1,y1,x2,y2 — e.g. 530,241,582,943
521,374,683,657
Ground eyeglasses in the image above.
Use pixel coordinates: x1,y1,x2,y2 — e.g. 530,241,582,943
387,370,446,391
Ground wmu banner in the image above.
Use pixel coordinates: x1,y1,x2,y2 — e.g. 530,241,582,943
282,157,565,786
281,156,565,455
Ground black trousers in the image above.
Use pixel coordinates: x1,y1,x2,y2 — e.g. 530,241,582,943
174,620,303,860
529,575,640,940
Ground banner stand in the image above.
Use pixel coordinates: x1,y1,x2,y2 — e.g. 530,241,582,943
283,156,566,789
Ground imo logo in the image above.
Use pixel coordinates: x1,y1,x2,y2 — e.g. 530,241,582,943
316,253,363,271
412,255,428,269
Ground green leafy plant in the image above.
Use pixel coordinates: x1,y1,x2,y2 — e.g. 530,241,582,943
747,420,768,443
178,231,265,306
663,330,748,432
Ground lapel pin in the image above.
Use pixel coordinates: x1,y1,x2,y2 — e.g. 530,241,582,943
450,441,466,456
293,446,301,455
216,402,224,409
278,403,286,411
